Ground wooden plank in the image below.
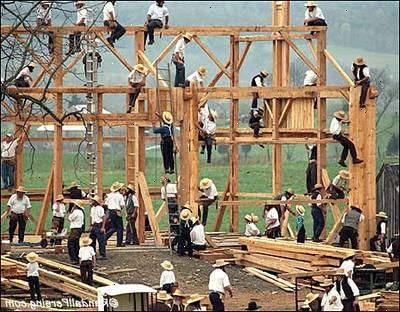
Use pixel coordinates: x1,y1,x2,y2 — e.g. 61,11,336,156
279,268,344,278
204,234,218,249
244,267,294,292
324,49,354,87
97,33,133,71
35,163,54,234
62,51,84,78
137,50,168,87
237,41,252,70
306,39,318,62
1,278,30,291
152,35,182,67
155,201,167,224
278,99,293,126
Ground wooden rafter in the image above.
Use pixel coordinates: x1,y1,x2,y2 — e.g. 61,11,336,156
324,49,355,87
137,50,168,87
151,34,182,67
278,99,293,126
62,51,84,78
306,39,318,62
96,33,133,71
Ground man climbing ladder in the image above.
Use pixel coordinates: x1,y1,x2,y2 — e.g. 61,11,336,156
153,111,175,174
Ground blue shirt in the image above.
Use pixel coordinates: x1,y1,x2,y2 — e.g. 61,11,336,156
296,215,304,231
153,124,173,138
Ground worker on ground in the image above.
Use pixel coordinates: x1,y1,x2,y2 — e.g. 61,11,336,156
197,109,217,164
178,208,193,257
304,1,327,31
339,254,355,279
103,1,126,48
273,188,296,225
208,259,233,312
14,62,35,88
144,0,169,47
172,33,193,87
190,216,207,251
296,205,306,243
127,64,147,113
160,260,176,294
6,186,31,244
1,133,19,190
351,57,371,107
185,66,207,87
153,111,175,174
370,211,388,252
153,291,173,311
67,200,85,264
320,278,343,311
185,294,206,311
262,204,281,238
249,107,265,148
387,234,399,291
26,252,42,301
36,1,54,54
124,184,139,245
171,289,186,312
311,183,325,242
302,292,321,311
245,301,262,311
339,205,364,249
105,182,125,247
67,1,87,55
78,237,96,285
335,270,360,312
328,170,351,199
244,214,261,237
51,195,65,245
67,181,86,212
197,178,218,226
251,70,268,108
161,176,179,249
330,111,363,167
305,144,317,194
89,195,107,259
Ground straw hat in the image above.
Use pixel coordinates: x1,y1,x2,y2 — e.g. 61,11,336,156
303,293,319,305
72,200,85,209
91,194,103,205
186,294,205,305
161,260,174,271
287,188,295,196
180,209,191,221
296,205,305,216
252,215,260,223
244,214,252,222
320,278,334,287
339,170,352,180
333,268,347,276
6,133,13,137
190,216,199,224
110,181,123,192
183,33,193,41
333,111,347,120
260,70,269,77
182,202,193,212
198,66,207,76
69,181,80,188
313,183,323,191
16,186,27,193
28,62,36,68
354,57,365,66
199,178,212,189
26,252,39,263
376,211,388,219
126,184,135,192
162,111,173,124
210,109,218,121
80,236,92,246
157,291,173,301
304,1,318,7
133,64,147,74
213,259,230,268
172,289,187,298
55,194,64,202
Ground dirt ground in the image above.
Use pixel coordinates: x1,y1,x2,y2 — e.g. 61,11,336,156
47,249,303,311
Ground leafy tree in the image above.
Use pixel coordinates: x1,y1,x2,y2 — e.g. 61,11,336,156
386,133,399,156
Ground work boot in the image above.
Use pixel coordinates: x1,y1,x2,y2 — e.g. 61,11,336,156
148,40,155,45
258,144,265,149
106,37,115,48
338,160,347,167
353,159,363,164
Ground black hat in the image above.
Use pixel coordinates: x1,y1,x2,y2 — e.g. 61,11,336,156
245,301,262,311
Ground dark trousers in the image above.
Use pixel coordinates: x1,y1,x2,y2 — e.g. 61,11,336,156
306,161,317,194
307,18,327,26
249,122,261,137
161,137,174,173
68,228,82,262
297,225,306,243
80,260,93,286
178,231,192,256
9,213,26,243
342,299,359,312
359,80,370,106
28,276,41,301
252,93,259,109
37,21,54,54
51,216,64,233
202,136,213,163
265,226,281,239
339,226,358,249
1,160,15,189
174,62,185,87
192,243,207,251
104,21,126,43
328,185,345,199
162,283,174,294
90,223,106,257
198,196,215,226
311,207,325,240
105,210,124,246
125,215,139,245
333,134,358,162
144,19,163,44
68,32,82,53
128,83,142,112
209,292,224,312
393,259,399,283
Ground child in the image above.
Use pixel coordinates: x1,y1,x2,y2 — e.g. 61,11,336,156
26,252,41,302
296,205,306,243
160,260,176,294
78,237,96,285
244,214,261,237
171,289,187,311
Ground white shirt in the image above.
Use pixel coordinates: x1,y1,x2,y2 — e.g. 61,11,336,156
329,118,342,135
305,7,325,20
161,183,177,199
340,259,355,278
27,262,39,277
147,3,169,21
7,194,31,214
315,193,322,207
52,202,66,218
103,2,115,21
91,205,105,224
76,7,87,25
265,208,280,230
332,175,349,190
387,243,393,253
79,246,95,261
190,224,207,245
253,76,264,87
351,65,370,80
338,278,360,300
187,71,204,83
304,70,318,86
37,5,52,22
160,270,176,287
2,139,18,158
245,222,260,237
208,268,231,293
128,70,145,84
174,38,186,58
68,209,84,229
105,192,125,211
321,288,343,311
203,119,216,135
202,183,218,200
198,103,209,124
15,67,32,82
380,222,386,235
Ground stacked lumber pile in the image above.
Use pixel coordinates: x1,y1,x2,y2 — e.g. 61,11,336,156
376,291,399,311
1,259,25,278
205,232,243,248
